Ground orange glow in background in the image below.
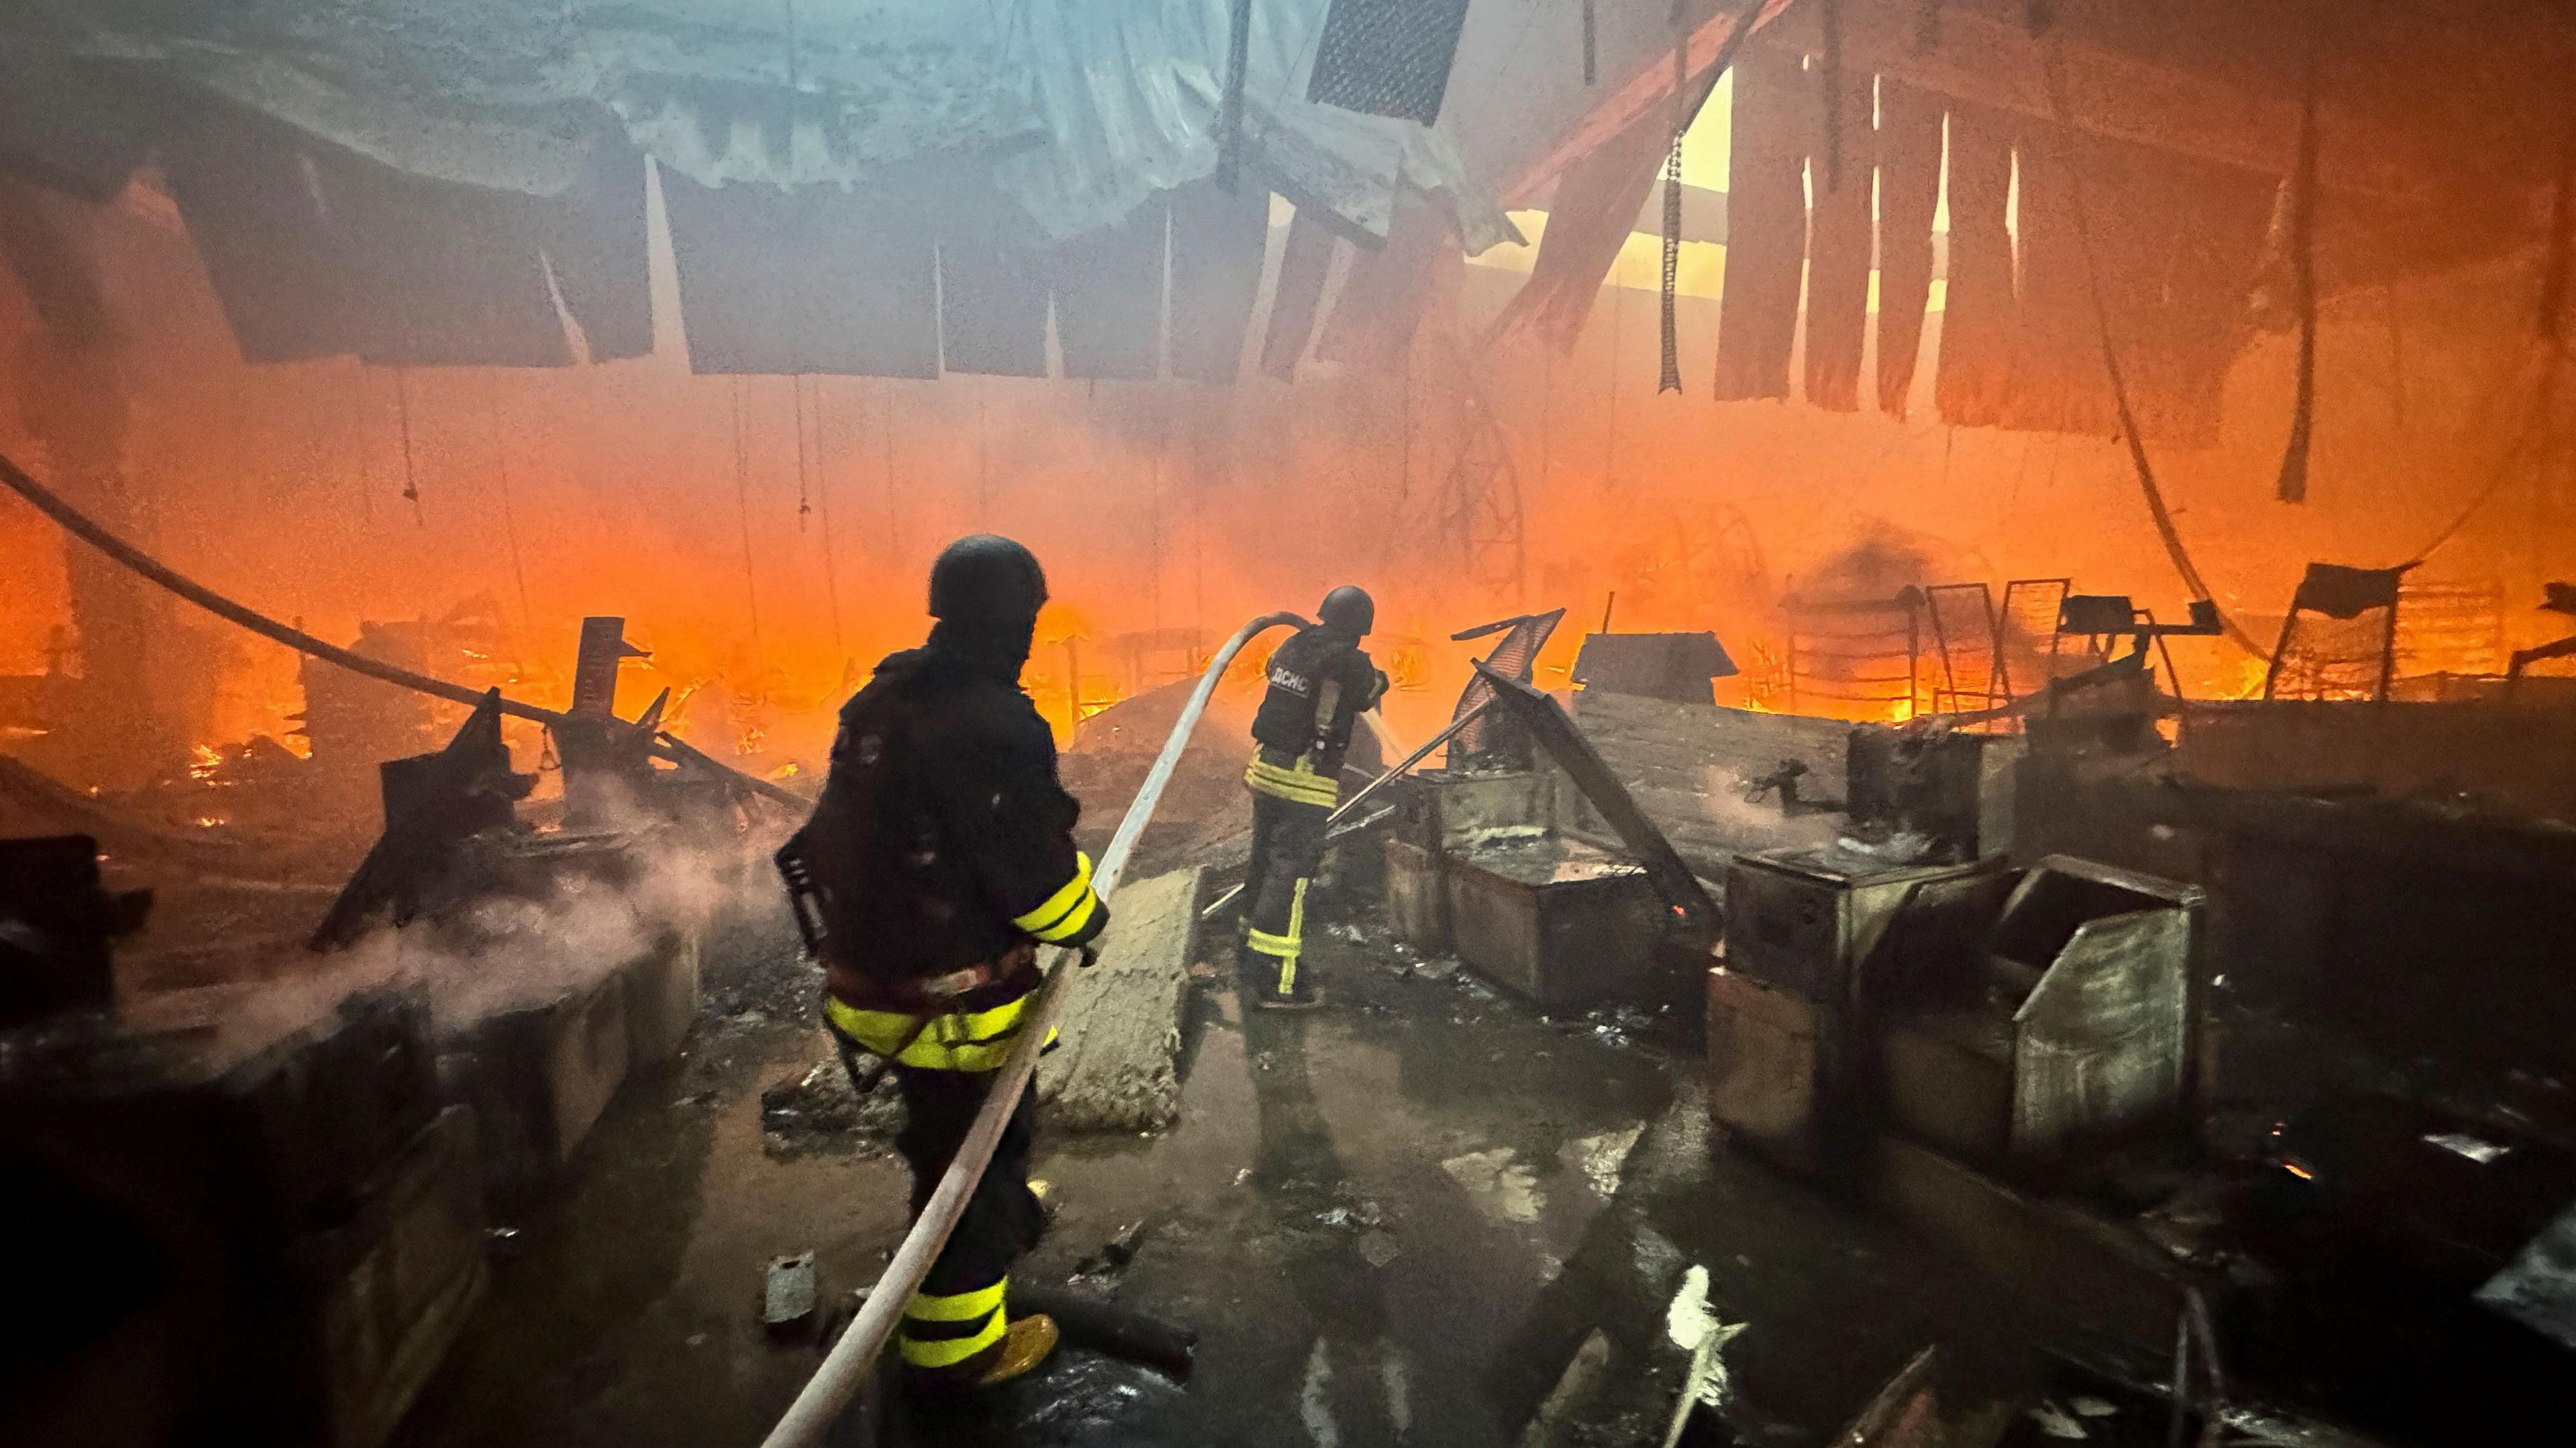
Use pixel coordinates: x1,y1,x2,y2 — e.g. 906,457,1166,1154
2,173,2571,790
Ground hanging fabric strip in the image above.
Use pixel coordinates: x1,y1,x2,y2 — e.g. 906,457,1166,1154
1804,66,1876,411
1260,210,1340,381
2083,134,2272,449
2544,116,2576,342
1583,0,1599,85
1819,0,1846,193
1713,46,1808,401
1316,195,1454,374
2000,119,2115,437
661,170,939,377
2037,47,2268,659
1168,178,1271,383
1874,82,1943,416
1933,103,2016,427
1487,58,1726,356
1051,195,1167,380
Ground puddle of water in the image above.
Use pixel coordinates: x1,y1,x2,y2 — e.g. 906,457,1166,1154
1564,1123,1646,1198
1441,1145,1546,1225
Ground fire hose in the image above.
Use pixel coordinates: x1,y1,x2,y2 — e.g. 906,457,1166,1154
0,450,804,807
758,609,1307,1448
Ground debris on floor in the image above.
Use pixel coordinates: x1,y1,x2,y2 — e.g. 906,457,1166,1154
759,1055,903,1159
761,1252,818,1331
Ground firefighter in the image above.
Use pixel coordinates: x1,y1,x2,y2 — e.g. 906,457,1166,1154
777,533,1110,1392
1240,585,1388,1008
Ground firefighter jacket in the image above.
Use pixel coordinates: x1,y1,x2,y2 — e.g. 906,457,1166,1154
788,633,1108,1071
1246,626,1387,808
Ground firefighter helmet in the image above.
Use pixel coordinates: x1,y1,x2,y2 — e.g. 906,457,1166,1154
1318,585,1375,639
928,535,1049,624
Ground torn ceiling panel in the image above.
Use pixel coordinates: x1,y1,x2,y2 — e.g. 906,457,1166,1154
15,0,1513,254
659,170,939,378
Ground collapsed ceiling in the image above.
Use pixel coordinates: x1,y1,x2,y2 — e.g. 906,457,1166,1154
0,0,2569,395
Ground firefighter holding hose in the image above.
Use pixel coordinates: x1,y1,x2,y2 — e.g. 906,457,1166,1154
1240,586,1388,1008
776,534,1108,1392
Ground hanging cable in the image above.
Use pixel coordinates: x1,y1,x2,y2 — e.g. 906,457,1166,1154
0,447,808,806
975,379,991,522
346,359,374,523
806,375,847,673
881,382,900,560
2382,284,2408,431
792,372,812,530
1658,0,1690,393
486,373,537,664
2408,340,2570,563
730,376,768,684
394,364,423,525
2039,44,2267,658
1582,0,1598,85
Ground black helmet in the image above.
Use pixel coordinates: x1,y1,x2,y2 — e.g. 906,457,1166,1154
929,535,1049,624
1318,585,1375,639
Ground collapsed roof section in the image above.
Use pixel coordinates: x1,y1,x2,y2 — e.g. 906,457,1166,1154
0,0,1529,373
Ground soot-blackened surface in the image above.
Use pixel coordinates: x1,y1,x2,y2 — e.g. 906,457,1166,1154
396,897,2033,1448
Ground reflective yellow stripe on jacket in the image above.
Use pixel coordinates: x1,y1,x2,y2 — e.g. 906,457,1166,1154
1245,752,1340,807
826,992,1038,1073
900,1278,1009,1369
1014,851,1103,944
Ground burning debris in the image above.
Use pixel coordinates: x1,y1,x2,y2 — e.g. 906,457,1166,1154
9,1,2576,1443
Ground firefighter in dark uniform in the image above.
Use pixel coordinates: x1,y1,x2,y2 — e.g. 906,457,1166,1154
1241,586,1388,1008
777,535,1110,1391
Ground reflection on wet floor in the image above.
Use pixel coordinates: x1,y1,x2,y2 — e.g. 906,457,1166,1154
397,907,2034,1448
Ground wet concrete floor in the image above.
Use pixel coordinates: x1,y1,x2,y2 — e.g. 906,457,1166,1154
396,900,2038,1448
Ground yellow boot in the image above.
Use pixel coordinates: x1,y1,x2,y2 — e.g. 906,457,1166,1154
975,1313,1059,1388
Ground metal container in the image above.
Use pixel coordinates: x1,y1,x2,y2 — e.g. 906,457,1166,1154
1387,768,1552,853
1882,855,2202,1173
1723,847,2007,1014
1706,964,1827,1176
1381,838,1450,953
1720,846,2011,1175
1445,836,1664,1009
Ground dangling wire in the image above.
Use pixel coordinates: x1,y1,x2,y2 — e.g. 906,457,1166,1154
486,372,537,668
792,372,812,530
1539,324,1555,489
881,382,900,560
1582,0,1598,85
1607,244,1624,488
1147,386,1165,635
806,375,847,674
394,364,423,525
975,379,991,523
346,359,374,524
730,376,767,685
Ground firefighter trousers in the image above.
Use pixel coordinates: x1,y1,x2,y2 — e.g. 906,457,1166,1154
1243,790,1330,1000
830,1034,1044,1387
